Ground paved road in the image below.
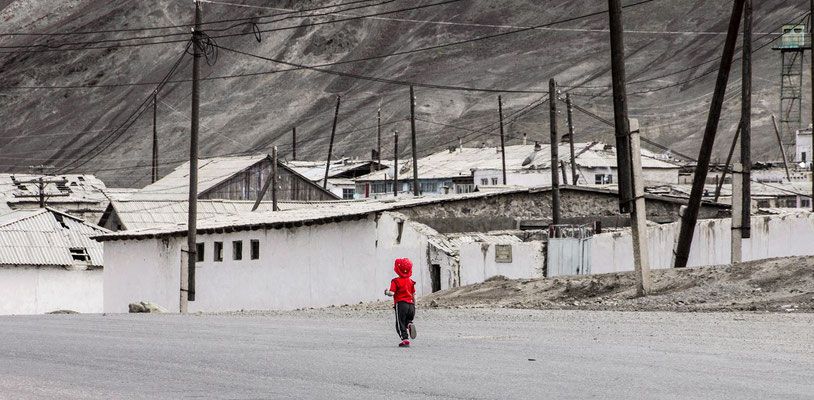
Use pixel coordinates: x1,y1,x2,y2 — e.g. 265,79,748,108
0,309,812,399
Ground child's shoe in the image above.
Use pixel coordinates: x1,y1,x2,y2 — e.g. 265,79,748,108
408,323,417,339
398,339,410,347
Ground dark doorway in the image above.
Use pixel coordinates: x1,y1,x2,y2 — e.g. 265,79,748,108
431,264,441,292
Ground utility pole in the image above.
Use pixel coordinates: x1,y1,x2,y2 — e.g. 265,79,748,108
185,0,202,307
674,0,745,269
810,0,814,211
324,96,341,189
607,0,652,295
377,108,382,166
410,86,419,196
498,95,507,185
272,146,279,211
549,79,560,225
152,91,158,183
731,163,743,263
740,0,752,239
292,126,296,161
566,93,577,185
714,123,741,202
393,131,399,197
770,114,792,180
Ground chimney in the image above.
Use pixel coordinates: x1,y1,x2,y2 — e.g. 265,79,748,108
448,146,456,153
458,138,463,151
534,141,541,151
523,132,527,145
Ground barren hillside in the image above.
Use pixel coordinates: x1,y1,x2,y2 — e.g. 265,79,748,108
0,0,809,187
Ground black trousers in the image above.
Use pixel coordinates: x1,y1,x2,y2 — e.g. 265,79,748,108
394,301,415,340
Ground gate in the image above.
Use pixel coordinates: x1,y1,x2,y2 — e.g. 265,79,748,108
546,224,594,277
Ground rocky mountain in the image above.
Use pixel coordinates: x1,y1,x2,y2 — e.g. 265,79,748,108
0,0,809,187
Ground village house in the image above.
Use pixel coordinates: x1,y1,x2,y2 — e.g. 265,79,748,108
96,186,727,313
0,174,112,222
129,154,339,202
796,124,812,165
353,142,680,198
285,158,389,199
0,208,107,315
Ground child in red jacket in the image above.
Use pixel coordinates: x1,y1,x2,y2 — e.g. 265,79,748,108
385,258,417,347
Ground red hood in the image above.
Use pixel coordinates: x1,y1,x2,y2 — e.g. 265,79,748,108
394,258,413,278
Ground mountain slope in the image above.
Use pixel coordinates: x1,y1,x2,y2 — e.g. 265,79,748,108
0,0,809,187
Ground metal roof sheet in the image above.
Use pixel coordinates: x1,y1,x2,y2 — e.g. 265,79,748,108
0,174,108,204
0,208,108,267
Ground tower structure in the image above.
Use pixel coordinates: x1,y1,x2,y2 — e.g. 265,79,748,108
773,24,810,160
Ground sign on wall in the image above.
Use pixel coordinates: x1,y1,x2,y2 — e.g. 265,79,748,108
495,245,512,263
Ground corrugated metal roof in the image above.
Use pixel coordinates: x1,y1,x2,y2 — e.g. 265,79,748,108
110,199,355,230
0,208,108,267
0,174,108,204
444,233,522,247
130,155,268,200
286,159,387,181
355,142,678,181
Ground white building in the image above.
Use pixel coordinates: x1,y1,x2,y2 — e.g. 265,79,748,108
0,208,107,315
796,125,812,165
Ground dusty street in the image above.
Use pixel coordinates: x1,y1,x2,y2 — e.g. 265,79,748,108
0,309,812,399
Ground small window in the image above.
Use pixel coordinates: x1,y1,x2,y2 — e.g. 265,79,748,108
480,178,488,185
214,241,223,262
250,240,260,260
491,177,498,185
69,247,89,262
342,188,355,200
195,243,205,262
801,198,811,208
233,240,243,261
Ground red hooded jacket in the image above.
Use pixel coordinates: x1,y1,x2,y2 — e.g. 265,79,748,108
389,258,416,304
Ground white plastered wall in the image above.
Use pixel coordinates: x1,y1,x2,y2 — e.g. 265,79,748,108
458,242,545,286
0,266,102,315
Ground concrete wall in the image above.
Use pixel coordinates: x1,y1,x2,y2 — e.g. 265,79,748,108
473,167,677,188
458,241,545,286
588,213,814,274
0,266,102,315
103,212,437,313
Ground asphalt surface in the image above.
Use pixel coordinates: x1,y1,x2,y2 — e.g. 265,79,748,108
0,309,812,399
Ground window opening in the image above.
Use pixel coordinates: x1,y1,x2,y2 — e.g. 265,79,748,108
196,243,205,262
233,240,243,261
69,247,90,262
214,242,223,262
250,240,260,260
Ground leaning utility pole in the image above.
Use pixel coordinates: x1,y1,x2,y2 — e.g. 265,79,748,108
549,79,561,225
770,114,792,180
393,131,399,197
548,78,560,225
185,0,202,307
498,95,507,185
410,86,419,196
608,0,651,296
674,0,744,269
740,0,752,240
152,91,158,183
323,96,341,189
292,126,296,161
714,123,741,202
566,93,577,185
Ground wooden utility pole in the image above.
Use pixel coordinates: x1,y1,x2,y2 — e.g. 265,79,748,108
180,246,189,313
498,95,507,185
740,0,752,239
292,126,296,161
185,0,202,305
324,96,341,189
566,93,577,185
410,86,419,196
608,0,652,295
271,146,279,211
770,115,792,180
674,0,745,269
549,79,561,225
393,131,399,197
152,91,158,183
810,0,814,211
377,108,382,166
714,123,741,202
608,0,634,214
731,163,743,263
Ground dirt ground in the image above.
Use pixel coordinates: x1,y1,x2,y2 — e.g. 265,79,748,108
339,256,814,313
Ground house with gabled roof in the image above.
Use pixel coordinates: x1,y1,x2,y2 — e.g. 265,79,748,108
0,208,107,314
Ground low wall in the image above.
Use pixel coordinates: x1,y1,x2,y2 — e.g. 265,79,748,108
459,241,545,286
589,213,814,274
0,266,102,315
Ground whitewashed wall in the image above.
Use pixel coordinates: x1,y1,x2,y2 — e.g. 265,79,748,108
589,213,814,274
103,212,440,313
0,266,102,315
458,241,545,286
